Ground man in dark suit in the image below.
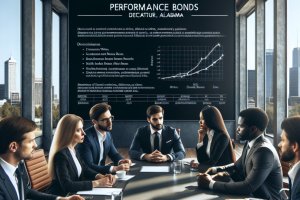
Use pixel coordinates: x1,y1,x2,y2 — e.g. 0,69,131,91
197,107,283,200
0,116,82,200
77,103,132,175
278,116,300,200
129,105,185,162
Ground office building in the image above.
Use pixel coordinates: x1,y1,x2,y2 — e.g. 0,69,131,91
10,92,20,105
293,47,300,68
266,49,273,99
4,55,17,100
35,78,42,107
289,48,300,98
0,84,5,100
248,70,255,99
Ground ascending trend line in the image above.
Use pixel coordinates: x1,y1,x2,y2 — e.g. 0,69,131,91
161,44,223,80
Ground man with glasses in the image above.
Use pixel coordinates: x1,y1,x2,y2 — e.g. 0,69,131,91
78,103,131,174
129,105,185,162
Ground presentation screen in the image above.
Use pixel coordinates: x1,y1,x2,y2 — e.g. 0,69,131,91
69,0,235,120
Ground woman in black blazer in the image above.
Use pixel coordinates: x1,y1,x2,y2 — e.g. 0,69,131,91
47,114,115,197
191,106,236,172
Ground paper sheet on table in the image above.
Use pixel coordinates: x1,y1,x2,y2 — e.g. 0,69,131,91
118,175,135,181
131,163,136,166
140,166,169,172
182,158,198,165
77,188,122,195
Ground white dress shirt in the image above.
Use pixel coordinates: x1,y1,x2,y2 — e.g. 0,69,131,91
140,126,173,161
68,148,82,177
209,134,264,189
94,126,114,173
197,129,215,158
0,157,19,199
288,160,300,188
246,134,262,156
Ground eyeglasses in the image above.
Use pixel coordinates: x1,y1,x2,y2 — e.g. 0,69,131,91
99,115,114,124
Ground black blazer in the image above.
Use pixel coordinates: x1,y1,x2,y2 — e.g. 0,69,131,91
77,126,123,175
129,125,186,160
213,135,283,200
46,147,99,197
196,130,233,172
0,165,57,200
290,167,300,200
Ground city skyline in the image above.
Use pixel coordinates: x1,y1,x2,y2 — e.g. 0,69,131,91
0,0,60,99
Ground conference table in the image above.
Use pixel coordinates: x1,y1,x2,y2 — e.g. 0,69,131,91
89,160,250,200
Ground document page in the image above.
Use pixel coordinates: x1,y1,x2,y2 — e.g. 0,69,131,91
77,188,122,195
140,166,170,172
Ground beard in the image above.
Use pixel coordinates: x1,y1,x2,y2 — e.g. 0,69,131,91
281,146,295,162
97,123,112,132
15,148,35,160
150,122,162,130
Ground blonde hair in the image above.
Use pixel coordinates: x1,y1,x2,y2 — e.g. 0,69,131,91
48,114,83,180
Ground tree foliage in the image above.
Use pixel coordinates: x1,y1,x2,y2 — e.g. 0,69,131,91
0,102,60,129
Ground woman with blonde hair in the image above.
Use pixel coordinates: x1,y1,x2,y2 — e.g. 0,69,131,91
47,114,115,196
191,106,236,172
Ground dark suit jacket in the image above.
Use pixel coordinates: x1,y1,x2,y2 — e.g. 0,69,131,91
291,168,300,200
196,130,233,172
0,165,57,200
129,125,186,160
213,135,283,200
77,126,123,174
46,147,99,197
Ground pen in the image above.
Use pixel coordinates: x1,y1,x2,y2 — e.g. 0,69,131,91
65,192,70,197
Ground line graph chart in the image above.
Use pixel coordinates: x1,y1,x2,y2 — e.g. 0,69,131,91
158,44,224,81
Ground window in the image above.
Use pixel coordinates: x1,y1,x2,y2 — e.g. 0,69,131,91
287,0,300,116
0,0,21,118
35,0,43,136
265,0,274,136
247,12,256,108
52,11,60,132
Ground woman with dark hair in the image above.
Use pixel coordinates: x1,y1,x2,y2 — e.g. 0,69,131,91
191,106,236,172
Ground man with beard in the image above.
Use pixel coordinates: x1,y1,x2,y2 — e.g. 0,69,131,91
77,103,131,175
129,105,185,162
0,116,83,200
197,107,282,200
278,116,300,200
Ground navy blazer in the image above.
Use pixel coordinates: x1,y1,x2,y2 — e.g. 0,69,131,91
129,125,186,160
77,126,123,174
290,168,300,200
46,147,99,197
196,130,233,172
0,165,57,200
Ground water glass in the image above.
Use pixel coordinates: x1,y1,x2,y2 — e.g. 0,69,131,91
174,160,182,174
112,191,123,200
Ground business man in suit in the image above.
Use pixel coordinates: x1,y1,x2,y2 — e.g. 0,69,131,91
77,103,132,175
278,116,300,200
0,116,82,200
198,107,283,200
129,105,185,162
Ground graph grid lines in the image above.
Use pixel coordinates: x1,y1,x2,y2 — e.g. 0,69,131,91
159,44,224,81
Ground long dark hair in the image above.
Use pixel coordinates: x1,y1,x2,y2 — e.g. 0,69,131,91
201,106,236,162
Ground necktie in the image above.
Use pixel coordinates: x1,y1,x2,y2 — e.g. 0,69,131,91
246,144,250,156
154,132,159,151
288,175,292,198
15,168,24,200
